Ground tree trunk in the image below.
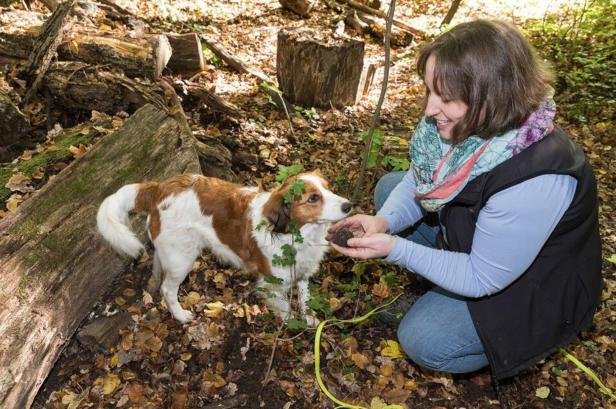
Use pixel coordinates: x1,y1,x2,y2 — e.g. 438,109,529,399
0,103,201,409
440,0,462,27
44,61,162,113
165,33,204,77
57,33,172,80
277,27,366,108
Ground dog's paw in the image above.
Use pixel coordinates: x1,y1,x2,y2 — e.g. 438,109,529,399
174,309,195,323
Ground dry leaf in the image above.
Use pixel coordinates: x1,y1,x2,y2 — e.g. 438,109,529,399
21,150,33,160
102,373,121,395
171,387,188,409
372,282,391,299
69,144,88,158
126,382,145,402
351,352,370,369
535,386,550,399
6,194,22,212
381,340,406,359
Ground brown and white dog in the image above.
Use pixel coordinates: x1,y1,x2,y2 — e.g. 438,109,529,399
96,172,351,324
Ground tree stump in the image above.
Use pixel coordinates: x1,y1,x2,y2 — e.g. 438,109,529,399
0,104,201,409
277,28,366,109
165,33,204,77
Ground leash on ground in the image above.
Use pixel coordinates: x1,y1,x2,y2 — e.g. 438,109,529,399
314,293,404,409
313,292,615,406
560,348,616,400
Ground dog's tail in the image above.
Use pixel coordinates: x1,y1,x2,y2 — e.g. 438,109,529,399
97,184,145,259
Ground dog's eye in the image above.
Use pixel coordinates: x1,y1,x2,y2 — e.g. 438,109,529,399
307,193,320,203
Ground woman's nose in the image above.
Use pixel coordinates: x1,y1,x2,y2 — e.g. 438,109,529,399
425,93,440,117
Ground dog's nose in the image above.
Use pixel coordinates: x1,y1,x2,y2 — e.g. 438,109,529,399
341,202,353,214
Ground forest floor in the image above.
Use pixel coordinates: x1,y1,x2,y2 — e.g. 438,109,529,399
1,0,612,408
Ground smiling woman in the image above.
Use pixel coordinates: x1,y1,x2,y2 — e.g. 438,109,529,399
328,19,602,381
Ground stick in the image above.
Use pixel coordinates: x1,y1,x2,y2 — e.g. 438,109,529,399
351,0,395,204
21,0,77,106
338,0,424,38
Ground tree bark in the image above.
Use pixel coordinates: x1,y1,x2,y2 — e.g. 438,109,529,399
277,27,366,108
165,33,204,77
0,103,201,409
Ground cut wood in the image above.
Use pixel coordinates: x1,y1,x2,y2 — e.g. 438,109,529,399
166,33,204,77
279,0,316,16
277,27,366,108
0,9,44,59
21,0,77,106
58,33,172,80
0,103,201,409
338,0,425,38
174,80,241,117
44,61,163,113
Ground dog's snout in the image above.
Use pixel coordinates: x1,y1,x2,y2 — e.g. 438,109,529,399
341,202,352,214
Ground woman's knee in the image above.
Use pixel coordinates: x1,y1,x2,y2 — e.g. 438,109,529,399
374,172,406,210
397,313,446,371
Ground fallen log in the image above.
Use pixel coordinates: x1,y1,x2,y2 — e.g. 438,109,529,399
355,11,413,47
279,0,316,16
0,9,45,59
44,61,163,113
173,80,241,117
58,33,172,80
166,33,204,77
0,103,201,409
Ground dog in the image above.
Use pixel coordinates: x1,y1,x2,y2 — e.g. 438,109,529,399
96,171,351,324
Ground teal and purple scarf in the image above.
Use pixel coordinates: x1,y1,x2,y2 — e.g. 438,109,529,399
411,98,556,212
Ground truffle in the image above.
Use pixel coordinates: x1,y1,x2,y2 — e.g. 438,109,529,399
332,228,354,248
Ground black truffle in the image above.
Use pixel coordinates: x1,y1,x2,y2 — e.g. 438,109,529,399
332,228,354,247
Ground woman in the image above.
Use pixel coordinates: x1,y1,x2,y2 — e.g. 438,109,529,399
327,20,602,380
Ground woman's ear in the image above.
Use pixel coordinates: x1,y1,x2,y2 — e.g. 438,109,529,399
262,191,290,233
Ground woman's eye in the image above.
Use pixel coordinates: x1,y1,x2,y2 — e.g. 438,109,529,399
308,194,320,203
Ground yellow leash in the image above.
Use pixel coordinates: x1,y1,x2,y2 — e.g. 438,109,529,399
313,294,615,406
314,294,404,409
560,348,616,400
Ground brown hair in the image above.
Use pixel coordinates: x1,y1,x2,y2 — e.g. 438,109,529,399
417,20,554,143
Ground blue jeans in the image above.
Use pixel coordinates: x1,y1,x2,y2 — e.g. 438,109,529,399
374,172,489,373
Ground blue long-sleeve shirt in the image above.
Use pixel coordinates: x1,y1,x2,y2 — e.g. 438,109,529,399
376,169,577,298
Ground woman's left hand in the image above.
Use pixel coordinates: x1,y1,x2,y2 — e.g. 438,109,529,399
331,233,396,259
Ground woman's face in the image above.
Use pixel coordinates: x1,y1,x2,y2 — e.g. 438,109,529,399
424,54,469,140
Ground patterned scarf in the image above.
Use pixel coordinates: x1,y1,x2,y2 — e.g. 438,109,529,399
411,98,556,212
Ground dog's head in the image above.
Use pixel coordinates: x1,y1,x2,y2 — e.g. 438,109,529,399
262,171,352,233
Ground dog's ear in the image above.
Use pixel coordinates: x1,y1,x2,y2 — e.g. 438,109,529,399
262,191,290,233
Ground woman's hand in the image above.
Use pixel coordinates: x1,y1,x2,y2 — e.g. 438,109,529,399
326,214,389,241
331,233,397,259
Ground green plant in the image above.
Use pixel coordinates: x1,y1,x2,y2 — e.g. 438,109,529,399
524,0,615,125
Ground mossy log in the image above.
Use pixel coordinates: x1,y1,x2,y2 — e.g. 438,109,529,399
0,103,201,409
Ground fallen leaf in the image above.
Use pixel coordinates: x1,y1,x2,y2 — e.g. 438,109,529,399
171,387,188,409
31,169,45,180
126,382,145,402
372,282,391,299
6,194,22,212
381,340,406,359
180,352,192,361
102,373,121,395
21,150,33,160
607,254,616,265
535,386,550,399
69,144,88,158
351,352,370,369
204,301,225,318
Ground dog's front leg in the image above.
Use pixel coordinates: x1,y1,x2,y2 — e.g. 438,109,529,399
257,277,292,321
298,279,320,327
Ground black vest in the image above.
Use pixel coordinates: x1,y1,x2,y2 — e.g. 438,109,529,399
437,127,602,379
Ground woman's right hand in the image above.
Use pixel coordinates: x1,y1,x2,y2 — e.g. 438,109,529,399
326,214,390,241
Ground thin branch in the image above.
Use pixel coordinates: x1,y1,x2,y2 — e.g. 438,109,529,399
351,0,395,204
